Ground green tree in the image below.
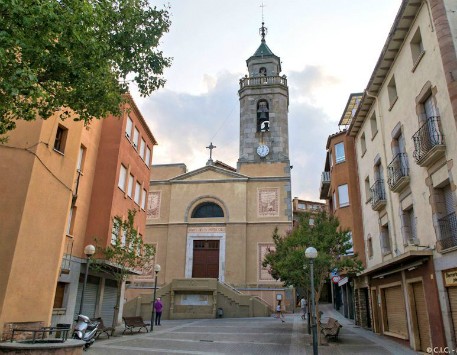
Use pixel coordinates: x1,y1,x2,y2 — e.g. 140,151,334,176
263,211,363,332
0,0,172,139
93,210,155,328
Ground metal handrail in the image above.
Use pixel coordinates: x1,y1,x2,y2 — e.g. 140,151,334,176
387,153,409,188
321,171,330,183
10,326,70,343
412,116,444,162
61,235,74,273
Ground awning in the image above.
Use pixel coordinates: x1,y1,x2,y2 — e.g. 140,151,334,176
358,250,433,278
90,259,143,276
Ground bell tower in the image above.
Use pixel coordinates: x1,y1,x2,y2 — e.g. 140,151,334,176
237,22,290,170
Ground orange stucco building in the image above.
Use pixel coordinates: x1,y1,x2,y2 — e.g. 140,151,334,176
0,94,156,339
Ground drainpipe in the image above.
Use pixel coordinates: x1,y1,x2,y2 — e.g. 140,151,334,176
365,91,400,257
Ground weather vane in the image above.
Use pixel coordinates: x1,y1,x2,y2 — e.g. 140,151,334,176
259,2,267,41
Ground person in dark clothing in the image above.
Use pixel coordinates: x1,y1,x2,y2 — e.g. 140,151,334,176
154,297,163,326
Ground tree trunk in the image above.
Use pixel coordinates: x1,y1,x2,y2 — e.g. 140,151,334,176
111,281,123,329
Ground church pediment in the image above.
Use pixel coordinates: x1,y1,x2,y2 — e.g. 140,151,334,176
171,165,248,182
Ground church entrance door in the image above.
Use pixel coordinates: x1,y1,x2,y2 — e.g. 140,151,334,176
192,240,219,278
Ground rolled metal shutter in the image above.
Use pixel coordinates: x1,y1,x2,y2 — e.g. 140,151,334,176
100,280,118,326
412,282,431,351
74,278,99,319
384,286,408,337
448,287,457,342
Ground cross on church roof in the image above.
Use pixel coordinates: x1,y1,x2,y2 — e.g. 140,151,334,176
206,142,216,166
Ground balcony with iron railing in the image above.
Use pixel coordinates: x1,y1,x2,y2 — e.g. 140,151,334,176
370,179,387,211
239,75,288,90
436,212,457,252
387,153,410,193
61,235,74,274
412,116,445,167
319,171,331,199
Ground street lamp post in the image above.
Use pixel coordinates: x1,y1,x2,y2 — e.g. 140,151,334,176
79,244,95,315
150,264,161,331
305,246,318,355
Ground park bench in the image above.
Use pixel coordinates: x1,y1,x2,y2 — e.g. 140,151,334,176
122,316,149,335
92,318,115,339
320,317,343,341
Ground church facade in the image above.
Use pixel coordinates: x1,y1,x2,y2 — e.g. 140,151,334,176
142,24,293,310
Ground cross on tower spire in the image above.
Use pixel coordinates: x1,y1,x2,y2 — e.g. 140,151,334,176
259,3,267,42
206,142,216,166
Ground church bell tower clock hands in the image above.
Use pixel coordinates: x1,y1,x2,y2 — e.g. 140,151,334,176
257,144,269,157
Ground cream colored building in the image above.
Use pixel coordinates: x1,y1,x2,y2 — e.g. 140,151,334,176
348,0,457,350
140,24,293,312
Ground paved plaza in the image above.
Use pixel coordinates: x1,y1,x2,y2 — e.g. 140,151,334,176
89,304,419,354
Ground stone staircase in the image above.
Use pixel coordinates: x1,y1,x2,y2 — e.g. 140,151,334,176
123,278,272,320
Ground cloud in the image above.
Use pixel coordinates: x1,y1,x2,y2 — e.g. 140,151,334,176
138,71,241,171
138,66,338,201
289,101,333,200
288,66,339,102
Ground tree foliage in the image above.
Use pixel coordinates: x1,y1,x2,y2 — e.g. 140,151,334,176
93,209,155,326
263,211,364,304
0,0,172,138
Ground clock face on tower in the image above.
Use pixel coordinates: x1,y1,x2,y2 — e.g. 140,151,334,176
257,144,269,158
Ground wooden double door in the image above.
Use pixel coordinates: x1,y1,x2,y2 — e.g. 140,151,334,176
192,240,219,278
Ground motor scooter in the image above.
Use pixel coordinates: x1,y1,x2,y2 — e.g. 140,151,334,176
73,315,99,349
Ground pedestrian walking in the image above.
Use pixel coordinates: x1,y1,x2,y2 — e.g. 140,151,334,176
154,297,163,326
300,296,307,320
276,300,285,323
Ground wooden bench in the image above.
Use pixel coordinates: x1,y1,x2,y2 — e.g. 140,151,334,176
320,317,342,341
122,316,149,335
92,318,115,339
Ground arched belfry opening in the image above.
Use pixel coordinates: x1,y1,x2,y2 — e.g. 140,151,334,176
257,99,270,132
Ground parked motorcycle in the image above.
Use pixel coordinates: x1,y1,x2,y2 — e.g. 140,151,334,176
73,314,100,349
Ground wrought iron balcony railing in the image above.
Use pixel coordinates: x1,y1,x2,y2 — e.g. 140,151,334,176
370,179,386,211
436,212,457,252
61,235,74,274
319,171,331,199
387,153,409,192
239,75,288,90
412,116,445,166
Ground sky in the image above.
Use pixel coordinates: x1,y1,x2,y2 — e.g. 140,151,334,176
131,0,402,201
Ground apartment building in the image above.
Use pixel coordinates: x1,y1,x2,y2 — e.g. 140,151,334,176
319,93,367,325
292,197,326,227
0,94,156,339
348,0,457,350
